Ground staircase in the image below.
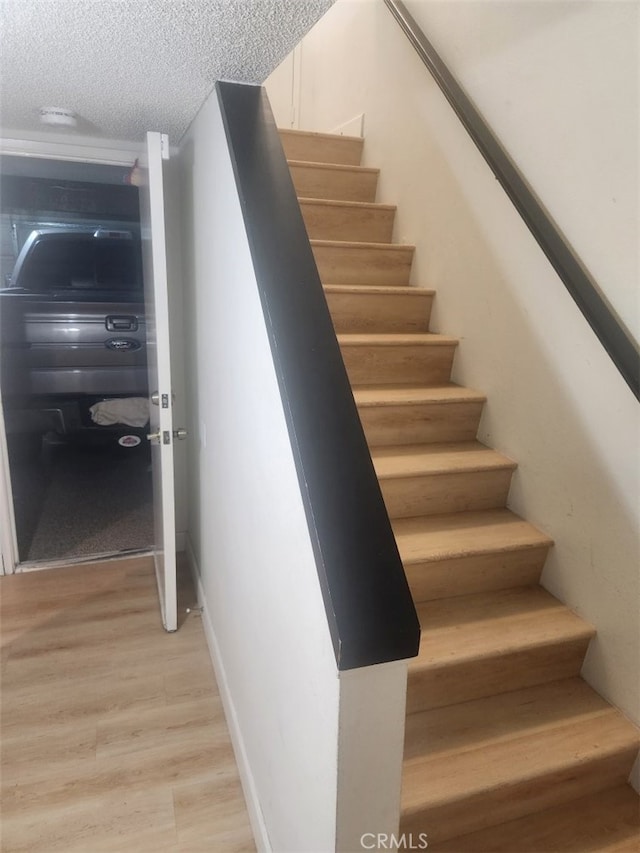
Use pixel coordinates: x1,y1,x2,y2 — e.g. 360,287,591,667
280,128,640,851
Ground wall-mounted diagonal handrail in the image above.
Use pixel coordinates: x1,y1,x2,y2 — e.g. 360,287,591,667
384,0,639,401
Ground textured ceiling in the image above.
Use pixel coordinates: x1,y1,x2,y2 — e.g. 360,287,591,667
0,0,332,144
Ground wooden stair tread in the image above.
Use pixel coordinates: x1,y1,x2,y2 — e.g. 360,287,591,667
404,678,614,759
411,586,595,667
324,284,433,297
352,383,485,406
298,197,396,212
326,287,434,335
323,280,420,289
289,160,378,203
313,240,414,285
437,784,640,852
281,128,363,140
280,130,363,168
300,197,396,242
397,509,551,602
402,699,637,812
338,333,458,347
339,335,457,387
371,441,516,479
391,508,553,603
280,128,362,141
310,238,415,251
392,508,552,564
353,384,484,449
287,158,378,175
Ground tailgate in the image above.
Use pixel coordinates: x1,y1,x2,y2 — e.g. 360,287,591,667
2,295,148,396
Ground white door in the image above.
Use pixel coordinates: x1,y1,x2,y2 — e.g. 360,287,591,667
139,132,177,632
0,394,18,575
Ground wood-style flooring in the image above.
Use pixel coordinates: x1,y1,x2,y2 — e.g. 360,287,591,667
0,555,255,852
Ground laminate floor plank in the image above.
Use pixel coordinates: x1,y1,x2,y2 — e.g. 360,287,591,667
1,787,177,853
174,777,257,851
0,556,255,852
1,672,169,731
2,719,98,785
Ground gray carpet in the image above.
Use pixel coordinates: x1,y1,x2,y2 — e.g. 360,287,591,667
24,441,154,562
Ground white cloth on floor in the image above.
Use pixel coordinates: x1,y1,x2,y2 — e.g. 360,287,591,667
89,397,150,427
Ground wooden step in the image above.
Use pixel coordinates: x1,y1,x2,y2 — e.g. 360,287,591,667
279,129,364,166
372,441,516,519
300,198,396,243
311,239,414,286
438,784,640,852
401,678,639,844
393,509,553,601
338,333,458,386
406,587,595,713
288,160,378,203
325,285,433,334
352,383,484,445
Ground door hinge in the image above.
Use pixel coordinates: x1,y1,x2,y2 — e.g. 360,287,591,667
160,134,170,161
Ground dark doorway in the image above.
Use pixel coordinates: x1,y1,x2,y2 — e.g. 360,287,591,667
0,156,154,564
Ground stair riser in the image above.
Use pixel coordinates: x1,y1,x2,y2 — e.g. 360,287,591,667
405,546,550,602
340,344,456,385
406,636,591,714
327,292,433,334
280,131,363,166
313,244,414,286
380,468,514,520
301,202,395,243
401,748,637,844
359,400,482,446
289,164,378,203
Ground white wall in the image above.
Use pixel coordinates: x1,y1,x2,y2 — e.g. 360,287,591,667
265,0,640,737
265,48,301,130
337,662,407,852
179,81,413,850
404,0,639,344
179,88,341,852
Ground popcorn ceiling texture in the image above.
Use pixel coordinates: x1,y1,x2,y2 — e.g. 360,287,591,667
0,0,333,143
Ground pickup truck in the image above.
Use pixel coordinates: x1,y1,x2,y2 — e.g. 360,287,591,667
0,228,148,441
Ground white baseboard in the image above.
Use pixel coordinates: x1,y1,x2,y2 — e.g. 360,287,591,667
185,536,271,852
330,113,364,138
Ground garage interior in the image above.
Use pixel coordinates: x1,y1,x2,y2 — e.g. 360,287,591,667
0,155,154,564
